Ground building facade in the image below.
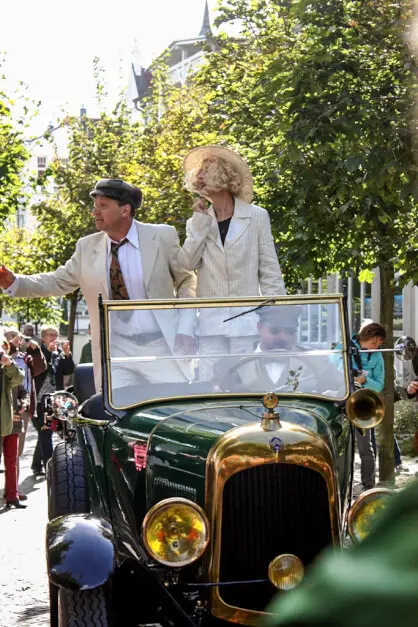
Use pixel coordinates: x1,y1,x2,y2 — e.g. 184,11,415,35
128,0,214,120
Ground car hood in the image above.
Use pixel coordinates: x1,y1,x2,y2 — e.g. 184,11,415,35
145,399,340,508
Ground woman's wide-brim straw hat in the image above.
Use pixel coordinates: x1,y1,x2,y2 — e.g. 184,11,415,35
183,145,254,204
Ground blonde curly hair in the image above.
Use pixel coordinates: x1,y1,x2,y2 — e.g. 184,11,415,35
184,156,243,196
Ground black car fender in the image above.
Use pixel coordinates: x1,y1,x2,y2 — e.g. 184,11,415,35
47,514,115,590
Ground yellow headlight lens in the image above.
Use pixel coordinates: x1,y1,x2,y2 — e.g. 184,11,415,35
142,498,210,567
268,554,304,590
348,488,394,543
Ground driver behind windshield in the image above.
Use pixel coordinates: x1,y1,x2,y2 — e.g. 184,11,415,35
213,306,300,391
213,306,344,396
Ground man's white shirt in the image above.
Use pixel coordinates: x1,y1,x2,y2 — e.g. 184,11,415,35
254,343,285,383
106,222,159,335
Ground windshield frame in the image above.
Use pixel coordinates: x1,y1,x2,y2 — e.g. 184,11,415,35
100,294,350,412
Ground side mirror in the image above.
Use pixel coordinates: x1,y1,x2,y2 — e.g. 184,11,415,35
51,391,78,422
395,336,417,362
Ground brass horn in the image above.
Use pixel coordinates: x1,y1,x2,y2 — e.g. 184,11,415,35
346,388,385,430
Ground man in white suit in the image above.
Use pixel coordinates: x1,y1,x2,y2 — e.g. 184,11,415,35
0,179,197,392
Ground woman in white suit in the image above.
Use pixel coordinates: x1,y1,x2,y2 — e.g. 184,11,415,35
179,145,286,379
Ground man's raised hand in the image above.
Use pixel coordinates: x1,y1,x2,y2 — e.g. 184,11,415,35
0,265,16,289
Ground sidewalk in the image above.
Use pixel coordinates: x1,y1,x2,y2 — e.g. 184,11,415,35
352,451,418,495
0,423,50,627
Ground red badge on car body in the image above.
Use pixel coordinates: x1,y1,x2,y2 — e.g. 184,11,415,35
128,442,148,471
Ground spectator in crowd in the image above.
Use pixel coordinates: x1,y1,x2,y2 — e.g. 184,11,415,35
179,145,286,379
9,378,30,508
350,322,403,484
79,324,92,364
32,325,74,476
0,333,25,509
4,327,47,496
406,378,418,398
332,322,385,491
406,354,418,398
22,322,40,344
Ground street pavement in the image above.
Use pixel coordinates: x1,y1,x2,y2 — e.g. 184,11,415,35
0,423,50,627
0,424,416,627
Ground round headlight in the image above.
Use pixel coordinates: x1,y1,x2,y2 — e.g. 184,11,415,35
348,488,394,543
268,554,304,590
142,498,210,567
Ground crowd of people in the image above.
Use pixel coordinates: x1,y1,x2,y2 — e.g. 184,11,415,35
0,144,416,510
0,323,74,508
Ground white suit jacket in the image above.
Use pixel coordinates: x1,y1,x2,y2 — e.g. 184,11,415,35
177,198,286,336
10,221,197,391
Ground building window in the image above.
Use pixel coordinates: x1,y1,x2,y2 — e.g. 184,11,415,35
37,156,47,168
37,169,46,186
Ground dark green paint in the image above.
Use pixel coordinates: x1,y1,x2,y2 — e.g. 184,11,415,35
78,398,351,556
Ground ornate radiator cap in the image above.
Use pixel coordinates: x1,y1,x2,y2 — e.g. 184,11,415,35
261,393,281,431
263,392,279,410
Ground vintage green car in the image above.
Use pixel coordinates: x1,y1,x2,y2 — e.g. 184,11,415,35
46,295,393,627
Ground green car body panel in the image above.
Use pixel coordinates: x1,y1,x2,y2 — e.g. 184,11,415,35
101,398,352,558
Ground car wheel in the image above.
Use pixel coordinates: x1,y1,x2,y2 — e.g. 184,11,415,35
49,442,91,627
49,441,89,520
58,587,112,627
46,459,52,521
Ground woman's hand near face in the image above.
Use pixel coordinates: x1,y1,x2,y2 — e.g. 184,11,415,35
193,198,209,214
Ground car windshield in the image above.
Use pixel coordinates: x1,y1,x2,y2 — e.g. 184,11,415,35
102,297,349,410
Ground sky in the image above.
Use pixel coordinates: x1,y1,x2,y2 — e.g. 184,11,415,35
1,0,226,135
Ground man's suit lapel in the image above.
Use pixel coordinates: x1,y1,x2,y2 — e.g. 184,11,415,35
91,235,110,299
137,222,158,287
223,198,252,252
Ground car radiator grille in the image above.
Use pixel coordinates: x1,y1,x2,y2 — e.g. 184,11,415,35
218,463,332,612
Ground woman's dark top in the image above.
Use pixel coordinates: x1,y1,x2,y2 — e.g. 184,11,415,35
218,217,232,245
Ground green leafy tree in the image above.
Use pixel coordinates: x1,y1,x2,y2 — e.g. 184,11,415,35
130,60,221,233
0,64,30,226
29,69,144,345
0,227,61,326
186,0,418,482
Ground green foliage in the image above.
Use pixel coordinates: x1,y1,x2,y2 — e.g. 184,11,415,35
23,64,146,338
195,0,418,283
129,60,221,234
0,227,61,324
0,63,30,226
131,0,418,482
395,399,418,435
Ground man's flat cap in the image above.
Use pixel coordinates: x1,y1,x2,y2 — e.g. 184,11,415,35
90,178,142,210
258,305,302,331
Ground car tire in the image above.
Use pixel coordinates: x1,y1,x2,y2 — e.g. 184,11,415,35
49,583,58,627
49,441,90,627
58,587,112,627
49,441,90,520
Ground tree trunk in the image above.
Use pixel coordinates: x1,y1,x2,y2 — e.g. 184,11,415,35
378,263,395,484
67,291,79,351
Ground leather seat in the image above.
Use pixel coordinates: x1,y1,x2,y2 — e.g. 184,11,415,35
81,392,112,422
73,363,96,404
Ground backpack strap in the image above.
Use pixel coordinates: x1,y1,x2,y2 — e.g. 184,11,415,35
350,339,363,372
